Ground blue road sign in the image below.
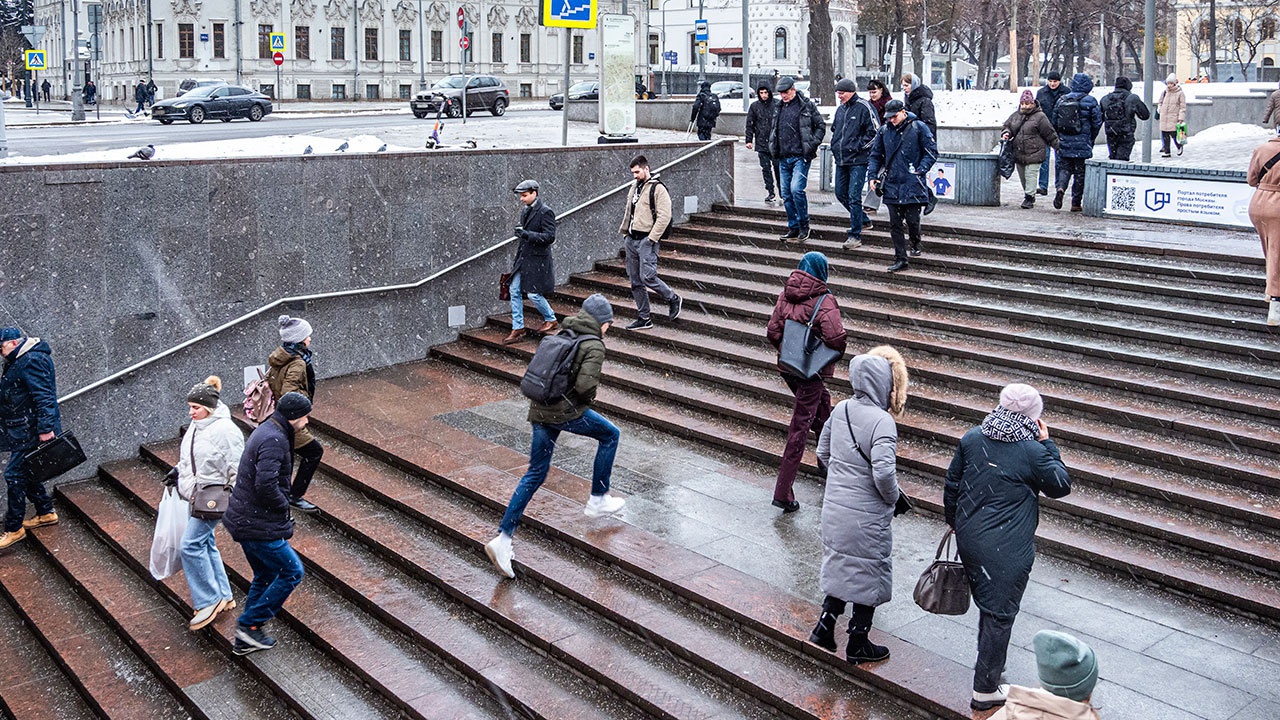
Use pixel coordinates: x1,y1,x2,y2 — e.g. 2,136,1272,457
24,50,46,70
695,19,708,42
664,50,677,63
541,0,597,29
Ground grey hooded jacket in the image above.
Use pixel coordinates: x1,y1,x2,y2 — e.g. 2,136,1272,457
816,354,900,606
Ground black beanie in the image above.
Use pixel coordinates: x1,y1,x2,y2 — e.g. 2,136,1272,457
186,376,222,410
1115,76,1132,91
276,392,312,420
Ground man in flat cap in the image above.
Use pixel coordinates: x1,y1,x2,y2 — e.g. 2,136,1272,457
504,179,561,344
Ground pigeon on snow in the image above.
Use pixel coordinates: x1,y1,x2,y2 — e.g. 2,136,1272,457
376,143,387,153
463,140,477,149
129,144,155,160
303,145,313,155
335,140,349,152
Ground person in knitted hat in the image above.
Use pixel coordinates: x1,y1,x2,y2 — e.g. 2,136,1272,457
0,328,63,549
222,390,311,656
486,294,625,579
988,630,1100,718
944,384,1072,712
1157,74,1186,157
171,376,243,630
265,316,322,513
1101,76,1150,162
1001,90,1059,209
831,76,879,250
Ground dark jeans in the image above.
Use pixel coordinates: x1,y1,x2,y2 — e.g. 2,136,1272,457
1056,157,1087,207
4,450,54,532
756,151,780,196
624,231,676,321
833,164,869,239
821,595,876,632
1107,132,1135,161
773,374,831,504
290,439,323,501
696,124,712,141
778,156,812,230
133,100,146,114
886,204,923,261
499,410,619,537
1161,130,1182,155
974,610,1017,693
237,538,305,628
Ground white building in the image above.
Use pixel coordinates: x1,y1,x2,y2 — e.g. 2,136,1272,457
31,0,863,102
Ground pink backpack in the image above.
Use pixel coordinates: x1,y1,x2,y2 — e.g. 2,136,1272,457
243,368,275,424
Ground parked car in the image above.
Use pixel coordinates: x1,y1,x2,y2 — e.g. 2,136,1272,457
177,78,231,96
549,81,599,111
793,80,826,105
151,84,273,124
710,81,743,99
411,75,509,118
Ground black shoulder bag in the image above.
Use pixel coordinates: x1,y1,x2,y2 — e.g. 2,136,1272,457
186,426,233,520
778,295,842,380
843,404,913,516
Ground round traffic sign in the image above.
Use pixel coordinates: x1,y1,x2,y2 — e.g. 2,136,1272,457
273,51,284,65
459,36,470,50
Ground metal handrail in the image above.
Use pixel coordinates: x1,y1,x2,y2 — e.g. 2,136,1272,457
58,139,731,404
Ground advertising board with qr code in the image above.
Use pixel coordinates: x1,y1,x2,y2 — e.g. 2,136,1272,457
1104,174,1253,228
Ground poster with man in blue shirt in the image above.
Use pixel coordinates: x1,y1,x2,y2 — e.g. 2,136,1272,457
932,168,952,197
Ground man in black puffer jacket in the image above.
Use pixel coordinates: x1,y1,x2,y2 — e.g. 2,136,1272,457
224,392,312,657
744,84,781,202
768,76,826,241
1100,76,1150,162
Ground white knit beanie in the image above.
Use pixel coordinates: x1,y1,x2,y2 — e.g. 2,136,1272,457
999,383,1044,421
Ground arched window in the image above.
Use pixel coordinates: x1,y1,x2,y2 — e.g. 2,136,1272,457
835,33,846,75
775,28,787,60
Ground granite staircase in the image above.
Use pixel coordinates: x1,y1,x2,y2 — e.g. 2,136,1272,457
432,203,1280,626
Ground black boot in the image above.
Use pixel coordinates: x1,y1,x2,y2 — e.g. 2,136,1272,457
1053,189,1065,210
846,629,890,664
1021,194,1034,209
808,612,839,652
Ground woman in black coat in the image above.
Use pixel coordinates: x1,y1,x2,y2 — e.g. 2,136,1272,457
504,180,559,344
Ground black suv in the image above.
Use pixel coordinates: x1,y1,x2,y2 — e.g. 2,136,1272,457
411,75,509,118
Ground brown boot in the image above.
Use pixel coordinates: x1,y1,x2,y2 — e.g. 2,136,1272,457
22,512,58,529
0,528,26,550
536,320,560,336
501,328,528,345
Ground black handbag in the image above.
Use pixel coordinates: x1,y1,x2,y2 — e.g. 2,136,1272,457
24,431,88,483
913,529,971,615
778,294,842,381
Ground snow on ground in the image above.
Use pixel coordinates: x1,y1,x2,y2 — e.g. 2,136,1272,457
0,134,416,165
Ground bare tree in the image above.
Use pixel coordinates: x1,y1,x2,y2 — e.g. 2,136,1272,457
808,0,836,104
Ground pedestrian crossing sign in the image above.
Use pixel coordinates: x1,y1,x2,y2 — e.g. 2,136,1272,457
269,32,287,53
24,50,46,70
540,0,596,29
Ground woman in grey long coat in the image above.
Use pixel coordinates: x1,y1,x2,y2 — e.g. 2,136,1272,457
809,345,908,664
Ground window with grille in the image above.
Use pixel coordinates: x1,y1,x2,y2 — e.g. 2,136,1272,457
297,84,311,99
213,23,225,58
332,83,346,99
365,28,378,60
295,27,310,59
572,35,583,64
431,30,442,61
399,29,411,61
520,33,531,62
258,25,273,58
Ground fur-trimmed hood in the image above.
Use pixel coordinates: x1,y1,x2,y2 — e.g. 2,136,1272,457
860,345,908,417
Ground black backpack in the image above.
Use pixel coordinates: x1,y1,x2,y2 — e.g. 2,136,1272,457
1102,93,1127,125
1055,96,1082,135
705,93,721,120
520,330,590,405
647,181,673,240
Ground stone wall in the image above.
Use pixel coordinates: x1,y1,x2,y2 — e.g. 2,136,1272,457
0,141,735,477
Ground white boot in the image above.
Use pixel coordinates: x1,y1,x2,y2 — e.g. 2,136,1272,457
1269,299,1280,327
484,533,515,579
584,493,626,518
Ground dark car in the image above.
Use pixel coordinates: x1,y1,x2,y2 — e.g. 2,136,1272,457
177,78,231,96
411,75,509,118
152,84,273,124
710,81,743,99
549,81,599,111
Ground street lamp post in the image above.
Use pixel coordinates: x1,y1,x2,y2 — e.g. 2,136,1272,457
71,0,84,121
418,0,426,88
660,0,681,99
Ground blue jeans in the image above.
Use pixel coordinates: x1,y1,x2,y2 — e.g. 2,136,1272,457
4,450,54,533
236,539,304,628
833,164,869,239
778,156,812,229
509,272,555,330
181,516,233,610
499,409,619,537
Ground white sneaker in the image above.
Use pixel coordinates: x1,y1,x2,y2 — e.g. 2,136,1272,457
485,534,515,579
971,684,1011,711
1269,299,1280,327
189,603,220,631
584,493,626,518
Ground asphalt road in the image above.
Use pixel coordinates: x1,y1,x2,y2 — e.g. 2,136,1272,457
4,108,558,158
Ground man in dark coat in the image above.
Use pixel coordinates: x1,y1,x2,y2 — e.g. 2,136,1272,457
867,99,937,273
901,73,937,140
133,78,149,115
1100,76,1150,162
0,329,62,549
145,77,158,106
503,179,559,344
690,81,720,141
223,392,312,656
40,79,50,102
944,384,1071,712
830,78,880,250
768,76,826,241
1034,72,1069,194
1052,73,1104,213
744,84,781,203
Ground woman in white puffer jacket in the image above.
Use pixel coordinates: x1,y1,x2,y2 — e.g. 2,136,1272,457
174,376,245,630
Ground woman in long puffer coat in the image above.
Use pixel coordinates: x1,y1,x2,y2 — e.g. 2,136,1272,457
1157,75,1187,157
172,376,244,630
808,346,908,664
1001,90,1059,209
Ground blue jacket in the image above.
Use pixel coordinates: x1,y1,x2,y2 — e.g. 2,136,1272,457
224,411,295,542
866,113,938,206
1055,73,1104,159
830,94,880,166
0,338,62,453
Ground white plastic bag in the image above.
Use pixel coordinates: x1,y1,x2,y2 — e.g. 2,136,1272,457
149,487,189,580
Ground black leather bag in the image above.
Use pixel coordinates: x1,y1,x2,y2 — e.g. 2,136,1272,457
183,426,232,520
913,529,971,615
778,294,842,381
24,431,88,483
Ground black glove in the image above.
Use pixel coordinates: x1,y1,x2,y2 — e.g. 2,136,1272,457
514,227,527,239
893,490,914,517
164,467,179,487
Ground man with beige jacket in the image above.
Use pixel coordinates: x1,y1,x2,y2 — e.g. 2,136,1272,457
618,155,681,330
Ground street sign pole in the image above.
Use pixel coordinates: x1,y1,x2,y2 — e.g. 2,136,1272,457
459,10,469,124
562,27,570,146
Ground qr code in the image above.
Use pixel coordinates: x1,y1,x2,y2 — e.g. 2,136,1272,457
1110,186,1136,211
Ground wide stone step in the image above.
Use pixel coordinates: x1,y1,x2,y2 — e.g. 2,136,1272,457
0,540,190,719
66,468,451,720
431,341,1280,624
0,588,98,720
